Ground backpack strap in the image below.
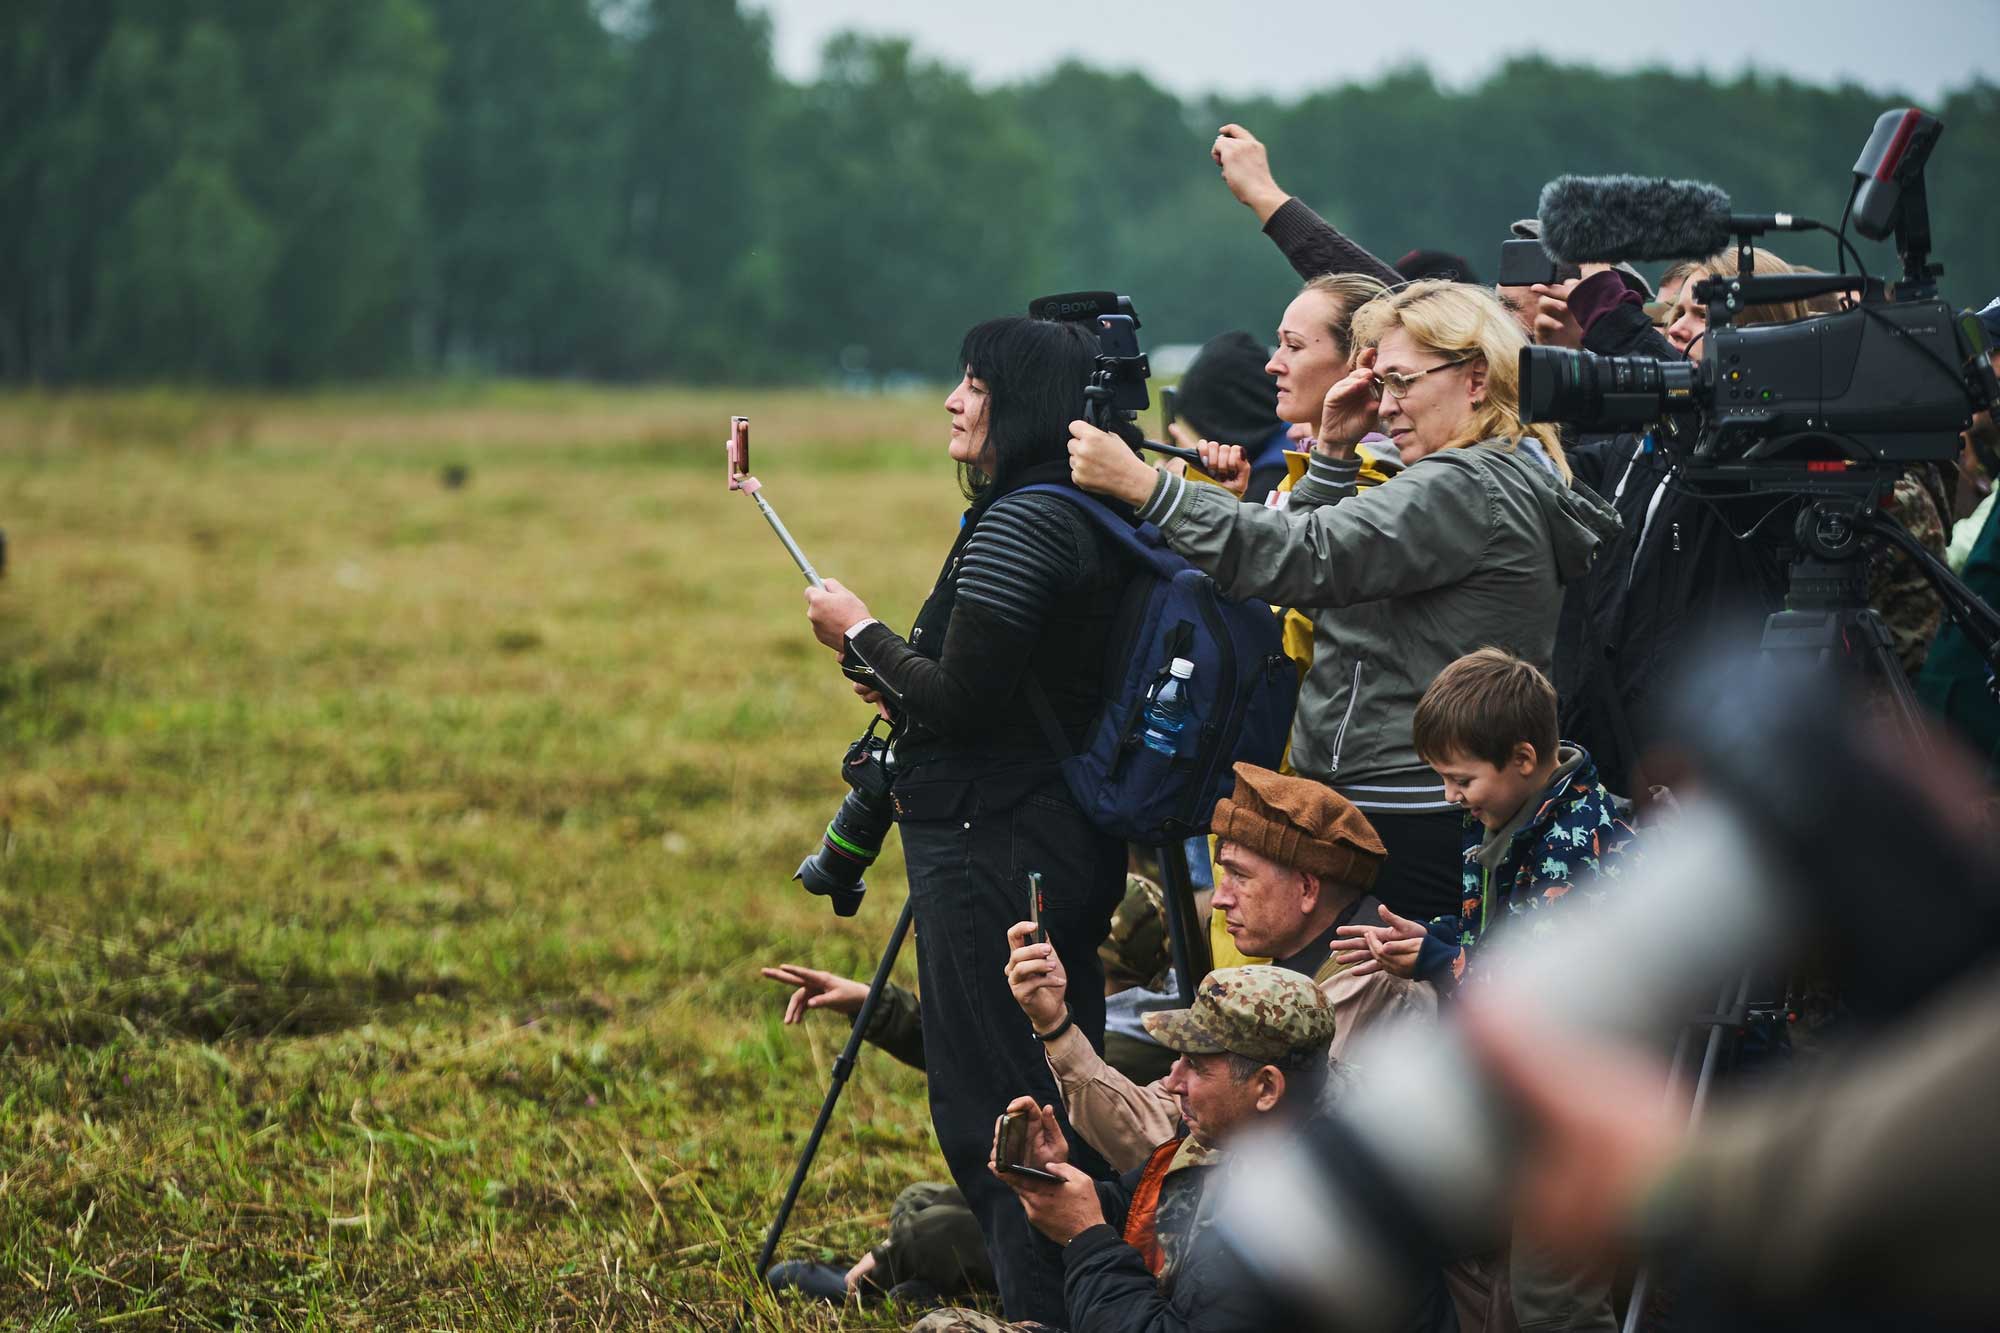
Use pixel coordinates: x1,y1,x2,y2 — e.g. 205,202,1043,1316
1009,482,1182,760
1010,483,1187,581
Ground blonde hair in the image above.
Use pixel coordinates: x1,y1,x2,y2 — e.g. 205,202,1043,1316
1300,272,1392,363
1349,280,1570,481
1684,247,1811,326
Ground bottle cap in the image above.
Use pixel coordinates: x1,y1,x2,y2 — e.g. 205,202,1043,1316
1169,657,1194,678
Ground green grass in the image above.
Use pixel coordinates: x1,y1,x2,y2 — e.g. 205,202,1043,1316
0,385,987,1329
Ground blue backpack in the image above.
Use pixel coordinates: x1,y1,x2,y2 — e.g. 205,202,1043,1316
1014,484,1299,845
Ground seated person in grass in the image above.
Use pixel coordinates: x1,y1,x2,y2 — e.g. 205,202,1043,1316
911,967,1351,1333
757,874,1177,1307
1333,647,1640,988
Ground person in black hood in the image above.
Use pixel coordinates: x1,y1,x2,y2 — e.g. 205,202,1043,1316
803,315,1137,1326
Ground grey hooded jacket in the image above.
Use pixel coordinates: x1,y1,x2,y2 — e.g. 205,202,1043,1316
1137,440,1619,814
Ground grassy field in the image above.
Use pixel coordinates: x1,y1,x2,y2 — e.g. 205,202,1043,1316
0,385,983,1329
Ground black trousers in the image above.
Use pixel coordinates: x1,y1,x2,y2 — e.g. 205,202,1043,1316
899,781,1124,1327
1367,808,1469,924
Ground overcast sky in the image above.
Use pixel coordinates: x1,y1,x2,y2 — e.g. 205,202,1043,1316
755,0,1996,107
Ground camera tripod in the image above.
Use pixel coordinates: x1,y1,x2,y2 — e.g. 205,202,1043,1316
1621,489,2000,1332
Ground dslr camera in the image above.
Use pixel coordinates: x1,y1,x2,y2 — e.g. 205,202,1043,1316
794,717,897,917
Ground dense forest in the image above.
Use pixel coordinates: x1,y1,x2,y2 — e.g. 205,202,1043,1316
6,0,1998,385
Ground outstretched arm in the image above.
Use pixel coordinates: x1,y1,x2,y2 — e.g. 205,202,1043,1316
1211,123,1404,288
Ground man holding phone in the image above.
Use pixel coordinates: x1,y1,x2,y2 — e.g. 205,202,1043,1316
1006,764,1436,1171
911,968,1341,1333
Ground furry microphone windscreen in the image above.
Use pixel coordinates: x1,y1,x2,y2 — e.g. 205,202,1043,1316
1537,174,1735,264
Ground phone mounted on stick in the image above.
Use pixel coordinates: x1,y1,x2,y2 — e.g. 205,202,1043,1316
724,415,824,588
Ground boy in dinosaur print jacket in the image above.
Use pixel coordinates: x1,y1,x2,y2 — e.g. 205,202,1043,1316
1332,647,1640,990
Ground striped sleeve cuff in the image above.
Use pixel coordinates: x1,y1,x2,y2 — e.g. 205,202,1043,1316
1135,469,1190,527
1289,454,1363,509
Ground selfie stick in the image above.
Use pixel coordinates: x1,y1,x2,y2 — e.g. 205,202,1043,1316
732,472,826,589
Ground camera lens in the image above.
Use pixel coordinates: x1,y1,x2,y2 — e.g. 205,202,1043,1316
794,787,896,917
1520,346,1697,429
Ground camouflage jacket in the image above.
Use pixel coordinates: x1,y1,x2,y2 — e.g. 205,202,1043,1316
1871,469,1949,676
1416,745,1640,988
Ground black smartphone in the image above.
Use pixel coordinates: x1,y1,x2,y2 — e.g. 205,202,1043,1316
1161,385,1178,437
997,1110,1062,1182
1497,239,1559,287
1497,239,1584,287
1027,871,1045,946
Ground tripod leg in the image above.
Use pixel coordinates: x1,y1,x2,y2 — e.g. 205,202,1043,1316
1155,840,1213,1007
750,895,916,1280
1849,607,1936,755
1619,973,1750,1333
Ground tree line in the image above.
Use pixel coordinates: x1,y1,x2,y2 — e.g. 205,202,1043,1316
6,1,1998,386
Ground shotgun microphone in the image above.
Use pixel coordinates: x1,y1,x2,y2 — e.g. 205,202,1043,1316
1537,174,1821,264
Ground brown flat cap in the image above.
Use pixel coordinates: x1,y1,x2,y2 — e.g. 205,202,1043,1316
1210,763,1384,890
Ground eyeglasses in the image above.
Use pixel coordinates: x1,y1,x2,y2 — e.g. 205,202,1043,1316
1375,357,1473,399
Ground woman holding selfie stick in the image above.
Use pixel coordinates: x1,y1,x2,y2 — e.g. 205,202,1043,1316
802,316,1134,1325
1069,282,1620,922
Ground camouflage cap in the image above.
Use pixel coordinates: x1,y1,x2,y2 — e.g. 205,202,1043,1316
1099,873,1170,993
1143,966,1336,1062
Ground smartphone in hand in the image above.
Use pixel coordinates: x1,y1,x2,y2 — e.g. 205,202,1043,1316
1027,871,1045,946
996,1109,1062,1182
727,416,750,490
1497,239,1582,287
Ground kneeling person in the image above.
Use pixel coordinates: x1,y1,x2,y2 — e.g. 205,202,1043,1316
914,967,1338,1333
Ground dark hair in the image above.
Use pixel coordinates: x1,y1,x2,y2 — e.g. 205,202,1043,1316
1395,248,1482,287
1411,646,1559,769
956,317,1100,505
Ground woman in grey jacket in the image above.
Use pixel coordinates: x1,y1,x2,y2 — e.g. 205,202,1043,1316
1068,281,1620,921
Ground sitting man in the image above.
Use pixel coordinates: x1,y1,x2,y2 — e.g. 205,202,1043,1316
1006,762,1436,1171
914,967,1371,1333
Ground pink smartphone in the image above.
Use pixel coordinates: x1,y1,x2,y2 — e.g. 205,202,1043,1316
728,416,750,490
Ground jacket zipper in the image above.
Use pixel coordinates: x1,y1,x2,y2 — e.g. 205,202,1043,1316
1479,863,1494,943
1327,659,1363,773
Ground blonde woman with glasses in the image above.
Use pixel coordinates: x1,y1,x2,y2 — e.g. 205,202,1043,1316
1067,281,1619,923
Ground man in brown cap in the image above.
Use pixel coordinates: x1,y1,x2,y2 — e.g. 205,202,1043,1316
1005,762,1436,1170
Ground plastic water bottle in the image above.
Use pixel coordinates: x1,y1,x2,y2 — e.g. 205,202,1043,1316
1140,658,1195,757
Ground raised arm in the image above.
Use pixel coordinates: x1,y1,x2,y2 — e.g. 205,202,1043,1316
1212,124,1404,288
1006,921,1179,1171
